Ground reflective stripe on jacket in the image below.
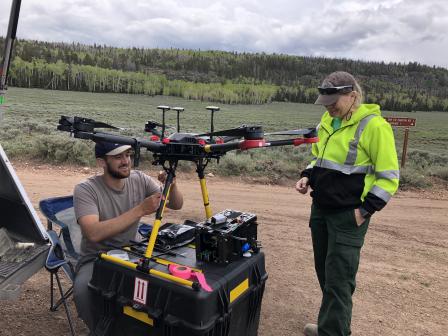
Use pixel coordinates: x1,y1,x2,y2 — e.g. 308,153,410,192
301,104,399,215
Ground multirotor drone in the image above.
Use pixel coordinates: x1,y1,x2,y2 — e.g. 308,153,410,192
58,106,318,261
58,105,317,166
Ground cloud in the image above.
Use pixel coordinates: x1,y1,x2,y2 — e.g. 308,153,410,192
1,0,447,68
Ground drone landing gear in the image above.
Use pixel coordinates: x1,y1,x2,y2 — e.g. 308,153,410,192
145,160,178,258
144,158,213,259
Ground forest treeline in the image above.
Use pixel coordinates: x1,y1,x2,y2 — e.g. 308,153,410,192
2,38,448,111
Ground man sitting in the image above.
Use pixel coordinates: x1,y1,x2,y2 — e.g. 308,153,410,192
73,141,183,331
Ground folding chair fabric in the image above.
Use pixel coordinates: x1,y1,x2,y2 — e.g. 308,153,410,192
39,195,81,263
40,196,79,336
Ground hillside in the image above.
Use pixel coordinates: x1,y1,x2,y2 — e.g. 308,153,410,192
1,38,448,111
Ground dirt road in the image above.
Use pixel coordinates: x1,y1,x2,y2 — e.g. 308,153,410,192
1,164,447,335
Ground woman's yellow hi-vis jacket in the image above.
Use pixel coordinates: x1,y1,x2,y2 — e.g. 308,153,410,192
301,103,399,216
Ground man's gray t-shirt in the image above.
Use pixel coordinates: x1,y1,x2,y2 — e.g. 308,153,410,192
73,170,161,256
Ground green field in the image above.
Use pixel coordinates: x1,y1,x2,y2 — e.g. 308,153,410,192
1,87,323,132
1,87,447,186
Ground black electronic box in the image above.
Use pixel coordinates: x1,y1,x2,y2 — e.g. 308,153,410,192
195,209,259,264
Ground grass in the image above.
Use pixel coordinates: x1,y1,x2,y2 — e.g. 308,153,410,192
1,87,448,188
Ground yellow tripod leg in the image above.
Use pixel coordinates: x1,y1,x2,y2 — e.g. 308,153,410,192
145,219,162,258
200,178,212,219
145,184,172,258
100,253,194,288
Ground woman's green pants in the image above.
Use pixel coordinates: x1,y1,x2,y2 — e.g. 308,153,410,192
309,204,370,336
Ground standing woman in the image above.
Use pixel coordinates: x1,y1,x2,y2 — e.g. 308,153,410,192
296,71,399,336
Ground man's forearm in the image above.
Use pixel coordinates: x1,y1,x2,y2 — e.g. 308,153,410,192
167,183,183,210
82,205,144,243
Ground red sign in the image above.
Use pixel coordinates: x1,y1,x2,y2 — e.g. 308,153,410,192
384,117,416,127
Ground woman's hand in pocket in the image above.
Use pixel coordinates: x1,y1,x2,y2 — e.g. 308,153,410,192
354,208,366,226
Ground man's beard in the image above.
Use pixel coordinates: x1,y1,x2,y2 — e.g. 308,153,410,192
106,161,130,179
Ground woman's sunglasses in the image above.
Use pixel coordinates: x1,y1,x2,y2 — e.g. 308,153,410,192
317,85,353,95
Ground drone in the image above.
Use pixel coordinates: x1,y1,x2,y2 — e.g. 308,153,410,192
58,105,317,164
58,106,317,263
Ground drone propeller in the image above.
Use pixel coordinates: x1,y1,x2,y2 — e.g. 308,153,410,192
265,128,317,138
145,120,178,138
58,116,118,133
146,120,164,128
145,120,164,137
92,121,119,130
199,125,264,140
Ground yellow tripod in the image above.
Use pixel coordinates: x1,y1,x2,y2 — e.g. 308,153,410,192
100,159,213,289
145,159,212,257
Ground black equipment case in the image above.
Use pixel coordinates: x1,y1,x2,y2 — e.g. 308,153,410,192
89,245,267,336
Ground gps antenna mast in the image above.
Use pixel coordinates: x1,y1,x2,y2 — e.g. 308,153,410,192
157,105,170,139
172,107,184,132
1,0,22,111
206,106,220,142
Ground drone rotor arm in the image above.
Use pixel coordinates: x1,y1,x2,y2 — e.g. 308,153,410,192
265,128,316,137
66,130,165,153
94,133,165,153
265,137,319,147
203,138,269,153
71,132,138,147
203,142,241,153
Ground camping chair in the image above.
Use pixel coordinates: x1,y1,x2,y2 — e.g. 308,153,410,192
39,195,80,336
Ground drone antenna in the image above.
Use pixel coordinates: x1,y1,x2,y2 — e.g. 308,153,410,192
157,105,170,138
172,107,184,132
206,106,220,141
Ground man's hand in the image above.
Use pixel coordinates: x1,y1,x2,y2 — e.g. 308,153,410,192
157,170,176,185
354,208,366,227
296,177,309,194
140,193,161,216
156,170,183,210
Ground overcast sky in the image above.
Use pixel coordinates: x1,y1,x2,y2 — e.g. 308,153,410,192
1,0,447,69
